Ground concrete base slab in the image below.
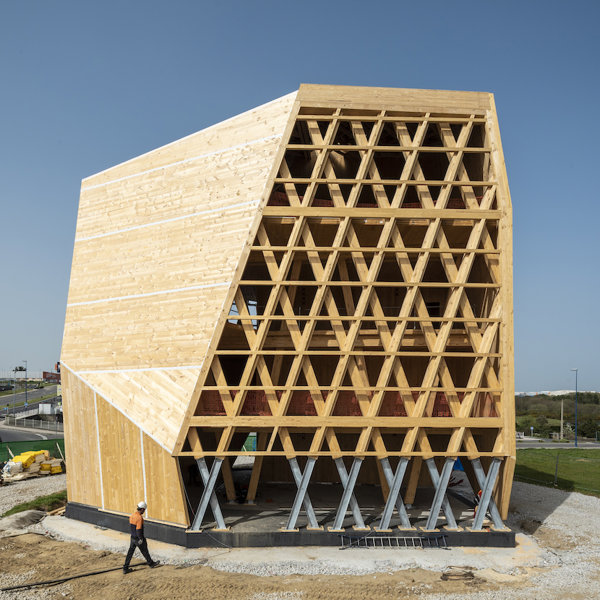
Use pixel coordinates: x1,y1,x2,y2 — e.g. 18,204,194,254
66,501,515,548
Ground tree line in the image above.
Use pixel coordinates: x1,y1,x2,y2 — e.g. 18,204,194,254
516,392,600,438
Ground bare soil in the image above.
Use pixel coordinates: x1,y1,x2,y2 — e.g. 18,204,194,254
0,534,516,600
2,480,600,599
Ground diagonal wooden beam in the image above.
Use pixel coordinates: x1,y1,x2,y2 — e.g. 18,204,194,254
350,121,390,208
209,357,233,417
271,115,389,454
277,158,303,207
218,112,343,456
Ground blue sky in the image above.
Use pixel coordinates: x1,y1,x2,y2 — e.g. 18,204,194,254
0,0,598,391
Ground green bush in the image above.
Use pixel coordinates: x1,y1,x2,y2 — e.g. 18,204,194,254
579,418,599,439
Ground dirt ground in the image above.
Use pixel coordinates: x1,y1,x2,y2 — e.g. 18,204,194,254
1,480,600,599
0,533,521,600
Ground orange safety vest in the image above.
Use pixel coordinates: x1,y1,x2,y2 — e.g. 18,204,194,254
129,511,144,538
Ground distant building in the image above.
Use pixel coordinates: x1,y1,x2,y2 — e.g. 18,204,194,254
43,371,61,383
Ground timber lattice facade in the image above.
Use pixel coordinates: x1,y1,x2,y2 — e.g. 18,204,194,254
62,85,515,534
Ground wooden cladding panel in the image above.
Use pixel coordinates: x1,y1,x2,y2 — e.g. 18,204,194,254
68,203,258,305
62,93,296,457
82,369,198,452
63,372,190,527
82,93,296,188
142,433,188,526
96,395,145,514
75,137,280,241
62,369,103,507
62,288,226,371
63,91,295,423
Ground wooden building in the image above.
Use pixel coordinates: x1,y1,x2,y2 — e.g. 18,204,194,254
62,84,514,536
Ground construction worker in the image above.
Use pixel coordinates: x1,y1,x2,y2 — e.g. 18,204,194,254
123,501,160,574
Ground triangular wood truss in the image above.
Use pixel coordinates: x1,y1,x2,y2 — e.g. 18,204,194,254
182,106,509,464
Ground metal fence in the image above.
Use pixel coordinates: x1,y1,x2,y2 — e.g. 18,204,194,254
11,407,43,419
3,416,63,433
514,450,600,495
1,396,62,417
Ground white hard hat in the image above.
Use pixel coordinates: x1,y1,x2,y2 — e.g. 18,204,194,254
137,501,147,510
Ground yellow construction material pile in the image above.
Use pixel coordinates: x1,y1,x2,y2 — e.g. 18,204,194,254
2,450,63,481
40,459,63,475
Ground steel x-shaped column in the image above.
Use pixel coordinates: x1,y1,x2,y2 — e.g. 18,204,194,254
282,457,320,531
329,457,367,531
424,457,458,530
377,457,412,530
190,457,226,531
471,457,505,530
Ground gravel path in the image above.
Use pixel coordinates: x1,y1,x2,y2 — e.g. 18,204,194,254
0,474,66,515
508,480,600,542
424,481,600,599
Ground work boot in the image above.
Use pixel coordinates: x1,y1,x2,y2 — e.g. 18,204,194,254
123,566,133,574
149,560,161,568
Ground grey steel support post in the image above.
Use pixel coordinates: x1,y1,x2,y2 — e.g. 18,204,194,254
471,458,504,530
191,457,226,531
333,457,368,530
425,457,458,530
284,457,318,531
378,457,411,530
330,457,364,531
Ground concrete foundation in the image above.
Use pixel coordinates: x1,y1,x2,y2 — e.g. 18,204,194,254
66,478,515,548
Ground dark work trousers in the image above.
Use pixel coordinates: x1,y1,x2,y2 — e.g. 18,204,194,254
124,537,153,567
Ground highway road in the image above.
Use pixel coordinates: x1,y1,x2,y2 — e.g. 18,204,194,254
517,439,600,449
0,385,58,411
0,425,63,442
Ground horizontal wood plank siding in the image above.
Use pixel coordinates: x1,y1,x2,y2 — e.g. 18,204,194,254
68,202,259,305
63,288,225,371
75,139,279,241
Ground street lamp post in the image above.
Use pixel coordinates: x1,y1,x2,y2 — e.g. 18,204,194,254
23,360,28,407
10,362,28,422
13,367,17,419
571,368,578,448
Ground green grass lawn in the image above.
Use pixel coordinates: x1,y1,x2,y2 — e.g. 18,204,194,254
515,448,600,496
2,490,67,517
515,416,562,428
